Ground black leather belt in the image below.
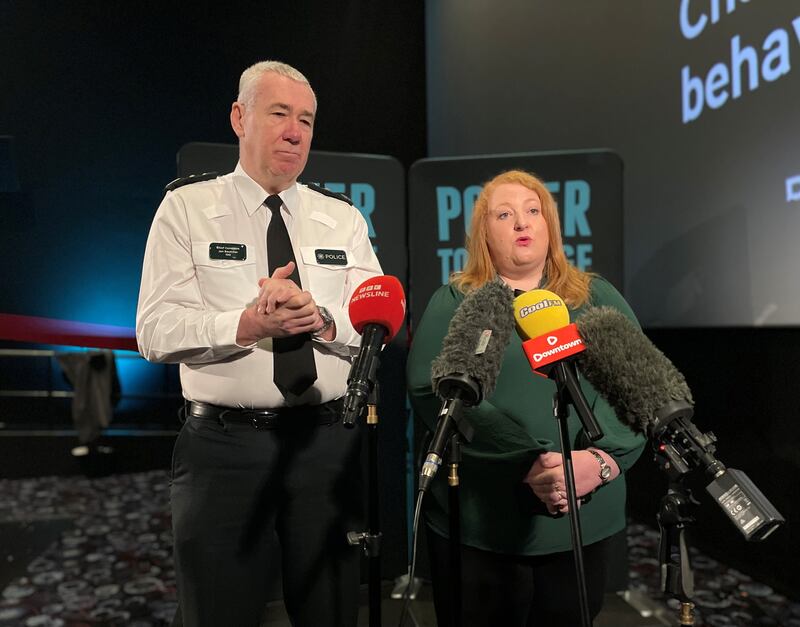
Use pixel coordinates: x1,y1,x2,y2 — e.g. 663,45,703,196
186,399,342,430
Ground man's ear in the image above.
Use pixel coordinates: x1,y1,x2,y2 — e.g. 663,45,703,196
230,102,245,138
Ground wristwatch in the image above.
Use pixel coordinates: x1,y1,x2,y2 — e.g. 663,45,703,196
313,306,334,337
588,449,612,485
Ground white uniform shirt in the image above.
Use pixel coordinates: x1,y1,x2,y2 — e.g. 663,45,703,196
136,163,383,408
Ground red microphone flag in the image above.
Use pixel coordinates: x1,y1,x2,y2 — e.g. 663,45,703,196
348,275,406,341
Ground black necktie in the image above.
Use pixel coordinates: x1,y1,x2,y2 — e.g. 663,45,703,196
265,194,317,398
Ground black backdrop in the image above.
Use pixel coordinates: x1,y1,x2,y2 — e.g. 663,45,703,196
0,1,425,327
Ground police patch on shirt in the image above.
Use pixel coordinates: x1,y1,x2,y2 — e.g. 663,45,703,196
314,249,348,265
209,242,247,260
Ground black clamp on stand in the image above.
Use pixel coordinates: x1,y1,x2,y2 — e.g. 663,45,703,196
346,384,384,627
657,478,698,626
549,360,604,627
418,375,477,494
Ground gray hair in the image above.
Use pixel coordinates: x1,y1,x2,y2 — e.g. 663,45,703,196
237,60,317,110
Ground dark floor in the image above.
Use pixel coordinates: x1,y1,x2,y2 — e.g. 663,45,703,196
259,582,668,626
1,469,798,626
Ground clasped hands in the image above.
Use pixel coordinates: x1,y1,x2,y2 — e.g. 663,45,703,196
237,262,329,345
523,450,618,516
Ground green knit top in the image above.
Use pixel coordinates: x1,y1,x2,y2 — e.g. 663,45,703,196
407,277,646,555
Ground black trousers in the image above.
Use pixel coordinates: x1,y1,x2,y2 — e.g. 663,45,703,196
426,526,608,627
170,410,363,627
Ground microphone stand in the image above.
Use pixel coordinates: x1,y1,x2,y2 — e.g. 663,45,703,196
346,384,383,627
418,379,476,627
549,361,604,627
657,478,697,626
653,433,707,627
447,432,463,627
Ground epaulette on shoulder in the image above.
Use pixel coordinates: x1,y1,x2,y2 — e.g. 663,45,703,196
305,182,353,205
163,171,219,193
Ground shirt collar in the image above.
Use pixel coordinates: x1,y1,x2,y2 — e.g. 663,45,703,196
232,162,300,217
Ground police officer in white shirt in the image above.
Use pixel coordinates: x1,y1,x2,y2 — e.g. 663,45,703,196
136,60,382,627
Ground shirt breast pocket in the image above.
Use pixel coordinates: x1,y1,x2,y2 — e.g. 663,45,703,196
192,241,257,308
300,246,354,307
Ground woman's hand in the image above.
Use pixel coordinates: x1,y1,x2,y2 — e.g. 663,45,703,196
523,449,619,514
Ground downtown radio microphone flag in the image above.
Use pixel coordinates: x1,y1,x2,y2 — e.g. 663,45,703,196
514,289,585,376
418,279,515,493
574,305,784,541
513,288,602,439
342,275,406,426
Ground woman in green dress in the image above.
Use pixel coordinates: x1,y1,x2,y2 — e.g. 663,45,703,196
407,169,646,626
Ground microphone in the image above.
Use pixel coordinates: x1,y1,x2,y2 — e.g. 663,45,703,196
514,289,584,376
575,306,692,439
575,306,784,541
419,279,515,493
342,275,406,427
513,289,602,440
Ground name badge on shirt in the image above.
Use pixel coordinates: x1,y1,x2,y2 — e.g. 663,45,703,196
315,249,348,265
209,243,247,260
